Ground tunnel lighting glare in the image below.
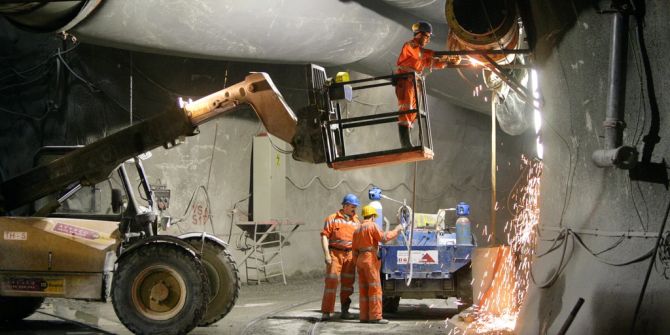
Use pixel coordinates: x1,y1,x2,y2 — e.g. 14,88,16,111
533,109,542,134
530,69,538,92
177,97,194,109
536,137,544,160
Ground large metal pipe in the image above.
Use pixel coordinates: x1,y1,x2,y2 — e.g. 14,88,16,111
380,0,447,24
0,0,494,112
445,0,519,63
592,11,637,169
0,0,100,33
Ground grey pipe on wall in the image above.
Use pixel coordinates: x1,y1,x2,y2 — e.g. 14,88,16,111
592,11,637,169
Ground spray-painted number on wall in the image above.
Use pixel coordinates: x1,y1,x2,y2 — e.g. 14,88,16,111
191,204,210,226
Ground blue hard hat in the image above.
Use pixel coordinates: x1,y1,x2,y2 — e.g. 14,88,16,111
342,193,360,207
412,21,433,35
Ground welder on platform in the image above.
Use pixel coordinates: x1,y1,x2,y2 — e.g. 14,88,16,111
352,205,403,324
395,21,460,148
320,193,361,321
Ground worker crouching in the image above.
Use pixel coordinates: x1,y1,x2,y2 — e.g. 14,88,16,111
352,205,403,324
320,194,361,321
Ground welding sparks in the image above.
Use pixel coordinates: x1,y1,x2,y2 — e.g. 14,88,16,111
461,156,543,334
468,56,485,67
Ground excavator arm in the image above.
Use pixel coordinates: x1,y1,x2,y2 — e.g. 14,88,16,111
0,65,434,212
184,72,297,143
0,73,299,212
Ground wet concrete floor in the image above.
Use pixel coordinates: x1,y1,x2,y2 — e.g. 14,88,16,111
3,278,461,334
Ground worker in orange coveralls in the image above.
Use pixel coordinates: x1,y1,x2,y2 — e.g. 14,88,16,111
320,193,361,321
395,20,460,148
352,205,403,324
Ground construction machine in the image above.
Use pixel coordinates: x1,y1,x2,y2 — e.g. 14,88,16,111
0,65,435,334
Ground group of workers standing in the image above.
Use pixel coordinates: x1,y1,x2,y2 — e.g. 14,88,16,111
320,193,403,324
319,19,458,324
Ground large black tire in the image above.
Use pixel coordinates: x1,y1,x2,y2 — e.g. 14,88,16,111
382,296,400,313
112,244,210,335
455,265,473,311
0,296,45,323
186,239,240,326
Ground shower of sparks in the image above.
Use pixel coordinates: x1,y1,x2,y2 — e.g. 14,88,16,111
464,156,543,334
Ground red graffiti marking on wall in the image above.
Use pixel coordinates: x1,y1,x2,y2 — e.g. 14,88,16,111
191,203,210,226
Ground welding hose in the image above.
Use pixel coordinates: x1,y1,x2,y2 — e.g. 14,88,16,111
405,161,419,286
397,204,415,286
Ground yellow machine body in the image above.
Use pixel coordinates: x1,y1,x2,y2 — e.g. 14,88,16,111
0,217,119,300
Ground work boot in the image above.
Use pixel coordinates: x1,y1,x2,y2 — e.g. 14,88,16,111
398,125,413,148
340,299,355,319
368,318,389,324
321,312,331,321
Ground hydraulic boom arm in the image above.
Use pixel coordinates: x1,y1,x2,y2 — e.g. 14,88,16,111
0,73,297,212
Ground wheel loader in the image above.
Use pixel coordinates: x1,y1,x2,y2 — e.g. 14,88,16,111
0,65,436,334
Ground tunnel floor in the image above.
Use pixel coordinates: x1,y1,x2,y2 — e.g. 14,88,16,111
3,277,463,334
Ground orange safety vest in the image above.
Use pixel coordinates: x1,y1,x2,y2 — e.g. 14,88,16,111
352,220,400,252
395,40,447,76
395,39,447,127
321,211,360,250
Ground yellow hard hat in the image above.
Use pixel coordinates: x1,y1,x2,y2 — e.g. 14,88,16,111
335,71,350,83
362,205,378,218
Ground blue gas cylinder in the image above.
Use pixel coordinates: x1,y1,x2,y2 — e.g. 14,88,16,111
369,200,384,230
455,202,472,245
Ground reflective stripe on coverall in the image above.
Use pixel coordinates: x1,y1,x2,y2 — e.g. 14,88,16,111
395,40,447,127
351,220,400,321
320,211,360,313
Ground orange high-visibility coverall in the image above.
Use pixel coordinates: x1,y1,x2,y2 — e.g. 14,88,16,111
395,40,448,127
320,211,360,313
352,220,401,321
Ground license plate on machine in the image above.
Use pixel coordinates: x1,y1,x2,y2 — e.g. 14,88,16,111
3,277,65,294
397,250,438,264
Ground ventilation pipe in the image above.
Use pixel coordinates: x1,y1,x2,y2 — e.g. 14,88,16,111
0,0,492,112
445,0,520,63
0,0,101,33
591,11,637,169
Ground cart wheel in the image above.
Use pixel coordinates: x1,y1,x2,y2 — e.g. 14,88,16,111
112,243,209,335
382,296,400,313
186,239,240,326
0,296,44,323
455,265,473,311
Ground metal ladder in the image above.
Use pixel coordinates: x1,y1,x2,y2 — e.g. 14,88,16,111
243,222,287,285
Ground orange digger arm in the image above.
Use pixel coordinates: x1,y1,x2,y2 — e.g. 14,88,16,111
183,72,297,143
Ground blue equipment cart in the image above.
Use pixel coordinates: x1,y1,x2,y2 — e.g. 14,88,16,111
369,187,475,312
380,231,474,312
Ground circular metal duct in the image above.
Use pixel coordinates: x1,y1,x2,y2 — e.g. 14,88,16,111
445,0,519,62
0,0,101,33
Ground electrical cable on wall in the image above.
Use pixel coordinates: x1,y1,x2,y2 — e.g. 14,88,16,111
227,194,251,244
630,198,670,334
285,174,482,203
170,185,216,235
531,227,656,289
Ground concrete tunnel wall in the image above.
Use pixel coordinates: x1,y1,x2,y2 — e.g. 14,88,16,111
0,19,530,282
517,0,670,334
